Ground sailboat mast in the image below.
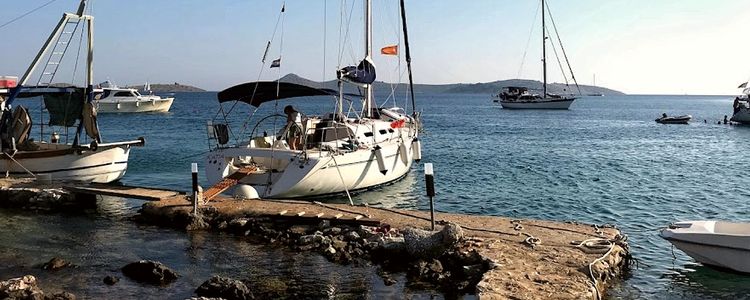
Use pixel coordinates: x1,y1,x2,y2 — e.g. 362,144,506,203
363,0,373,118
541,0,547,98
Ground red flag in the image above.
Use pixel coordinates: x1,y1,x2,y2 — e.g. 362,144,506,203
380,45,398,56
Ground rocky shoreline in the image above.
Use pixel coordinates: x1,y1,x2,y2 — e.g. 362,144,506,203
0,179,633,299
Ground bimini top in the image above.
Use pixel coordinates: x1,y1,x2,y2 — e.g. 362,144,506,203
217,81,337,107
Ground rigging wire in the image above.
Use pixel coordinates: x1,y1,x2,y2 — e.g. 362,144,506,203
517,0,541,79
0,0,59,30
545,24,569,87
545,1,582,95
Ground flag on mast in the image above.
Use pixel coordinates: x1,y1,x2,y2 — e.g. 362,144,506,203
380,45,398,55
270,58,281,68
739,82,748,89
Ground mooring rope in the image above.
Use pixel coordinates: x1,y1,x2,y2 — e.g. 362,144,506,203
2,152,36,178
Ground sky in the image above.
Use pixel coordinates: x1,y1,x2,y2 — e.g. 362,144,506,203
2,0,750,95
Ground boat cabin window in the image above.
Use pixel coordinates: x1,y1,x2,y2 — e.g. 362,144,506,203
378,129,388,135
113,91,132,97
363,132,373,137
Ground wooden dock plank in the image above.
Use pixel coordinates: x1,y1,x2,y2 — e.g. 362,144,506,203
202,166,257,202
65,183,181,201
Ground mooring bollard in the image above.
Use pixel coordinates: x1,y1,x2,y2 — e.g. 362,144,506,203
191,163,199,215
424,163,435,231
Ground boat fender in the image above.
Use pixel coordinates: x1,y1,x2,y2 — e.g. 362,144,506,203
398,141,409,165
234,184,260,200
411,138,422,162
89,140,98,151
373,145,388,175
116,102,121,110
136,101,140,107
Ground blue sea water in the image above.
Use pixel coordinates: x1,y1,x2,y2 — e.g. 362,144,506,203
5,92,750,299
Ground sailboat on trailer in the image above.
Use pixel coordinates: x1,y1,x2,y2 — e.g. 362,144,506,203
204,0,422,199
497,0,580,110
0,0,144,183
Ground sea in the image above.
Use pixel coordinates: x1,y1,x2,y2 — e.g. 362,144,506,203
2,92,750,299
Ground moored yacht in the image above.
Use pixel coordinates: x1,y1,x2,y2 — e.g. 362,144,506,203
94,81,174,113
204,0,422,199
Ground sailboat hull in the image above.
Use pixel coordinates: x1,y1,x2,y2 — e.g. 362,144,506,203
500,98,575,109
205,138,414,199
731,108,750,124
96,98,174,113
0,143,132,183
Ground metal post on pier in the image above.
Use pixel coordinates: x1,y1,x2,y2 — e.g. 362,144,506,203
191,163,199,215
424,163,435,231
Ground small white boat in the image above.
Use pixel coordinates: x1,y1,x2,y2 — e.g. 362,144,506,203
655,114,691,124
660,221,750,273
94,81,174,113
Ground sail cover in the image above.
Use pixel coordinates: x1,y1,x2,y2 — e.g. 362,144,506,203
42,88,85,127
337,58,376,85
217,82,337,107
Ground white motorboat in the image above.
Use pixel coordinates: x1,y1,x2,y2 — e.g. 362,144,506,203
94,81,174,113
0,0,144,183
660,221,750,273
655,114,692,124
497,0,580,110
204,0,422,199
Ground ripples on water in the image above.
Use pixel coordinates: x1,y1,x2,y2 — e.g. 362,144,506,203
6,93,750,299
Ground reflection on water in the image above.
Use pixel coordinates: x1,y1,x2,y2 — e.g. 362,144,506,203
0,199,444,299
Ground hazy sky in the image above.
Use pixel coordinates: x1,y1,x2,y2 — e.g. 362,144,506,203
1,0,749,95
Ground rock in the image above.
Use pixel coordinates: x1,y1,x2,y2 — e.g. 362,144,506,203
186,297,224,300
42,257,71,271
0,275,44,300
428,259,444,273
323,227,342,235
331,239,348,251
298,234,316,245
344,231,360,242
195,275,253,300
103,276,119,285
46,291,76,300
229,218,249,228
217,221,228,230
383,276,397,286
323,246,336,255
186,214,210,231
402,223,463,259
121,260,178,285
287,225,311,236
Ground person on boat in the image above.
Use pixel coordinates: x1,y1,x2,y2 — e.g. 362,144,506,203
283,105,303,150
660,113,667,120
724,115,729,124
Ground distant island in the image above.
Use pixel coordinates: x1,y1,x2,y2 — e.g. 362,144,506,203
124,82,205,93
279,73,625,96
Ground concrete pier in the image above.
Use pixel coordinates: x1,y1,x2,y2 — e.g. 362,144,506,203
0,178,631,299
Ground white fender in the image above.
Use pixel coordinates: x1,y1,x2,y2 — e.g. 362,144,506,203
136,100,140,107
399,141,409,165
373,145,387,175
234,184,260,199
116,102,121,110
412,138,422,162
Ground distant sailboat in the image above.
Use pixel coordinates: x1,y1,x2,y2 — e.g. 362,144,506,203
587,74,604,97
497,0,580,109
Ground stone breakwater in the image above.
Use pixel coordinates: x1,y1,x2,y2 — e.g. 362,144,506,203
0,179,633,299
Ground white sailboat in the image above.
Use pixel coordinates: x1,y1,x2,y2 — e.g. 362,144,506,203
661,221,750,273
204,0,422,199
94,80,174,113
497,0,580,109
0,0,144,183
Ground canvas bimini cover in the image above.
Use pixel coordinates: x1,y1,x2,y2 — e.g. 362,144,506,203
337,58,376,85
217,81,338,107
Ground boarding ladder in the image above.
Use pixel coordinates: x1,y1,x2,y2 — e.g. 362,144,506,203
202,166,258,202
36,19,82,86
